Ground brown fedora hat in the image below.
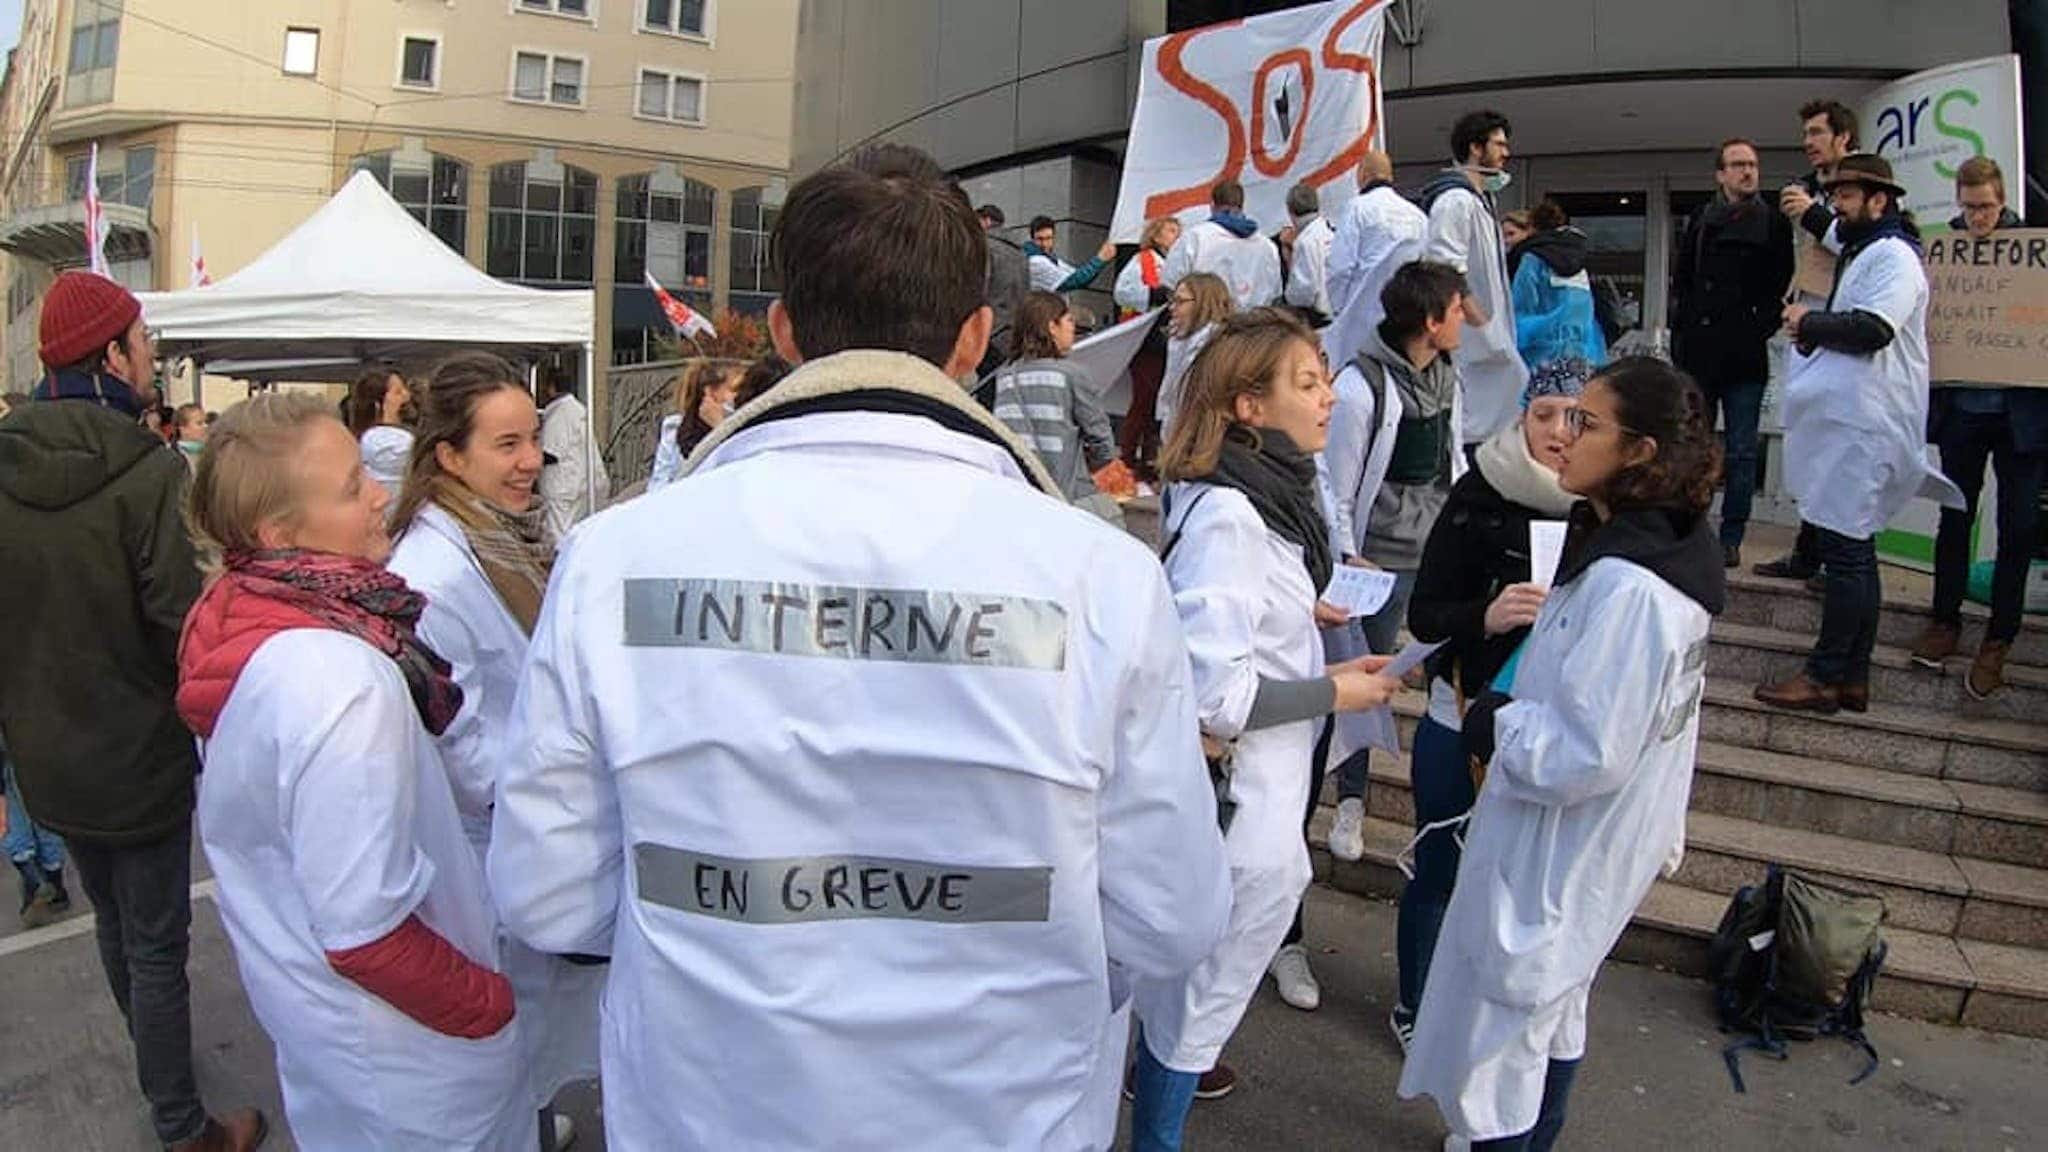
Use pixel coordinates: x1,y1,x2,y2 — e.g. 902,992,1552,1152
1823,153,1908,201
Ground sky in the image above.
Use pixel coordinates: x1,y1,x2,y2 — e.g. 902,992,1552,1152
0,0,20,57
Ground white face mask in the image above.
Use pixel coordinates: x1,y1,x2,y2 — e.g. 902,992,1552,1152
1479,168,1513,194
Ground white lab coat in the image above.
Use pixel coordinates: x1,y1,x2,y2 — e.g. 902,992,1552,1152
1136,482,1322,1071
1781,234,1959,539
1285,214,1336,317
1163,219,1284,310
387,503,605,1110
1157,323,1216,436
1029,250,1078,293
489,350,1231,1152
198,630,531,1151
1114,248,1169,314
1323,185,1427,370
1399,554,1709,1140
646,413,684,493
1425,181,1528,444
538,394,609,545
360,425,415,501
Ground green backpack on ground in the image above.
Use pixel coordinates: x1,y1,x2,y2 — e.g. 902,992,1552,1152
1709,866,1888,1093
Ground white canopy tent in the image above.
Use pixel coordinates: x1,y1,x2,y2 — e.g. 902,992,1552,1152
136,169,599,503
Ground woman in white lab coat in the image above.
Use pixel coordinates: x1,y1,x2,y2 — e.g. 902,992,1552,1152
1132,308,1402,1151
346,365,415,501
385,352,600,1148
1399,357,1727,1151
177,393,530,1150
1154,271,1232,438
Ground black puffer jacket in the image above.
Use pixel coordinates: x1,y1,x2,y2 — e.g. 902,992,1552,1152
1408,463,1551,701
0,385,202,845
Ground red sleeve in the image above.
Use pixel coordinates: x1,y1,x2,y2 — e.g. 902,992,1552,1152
325,914,514,1039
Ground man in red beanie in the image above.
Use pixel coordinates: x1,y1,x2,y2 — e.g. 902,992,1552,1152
0,271,266,1151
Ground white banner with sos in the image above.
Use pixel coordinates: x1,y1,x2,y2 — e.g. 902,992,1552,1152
1108,0,1389,243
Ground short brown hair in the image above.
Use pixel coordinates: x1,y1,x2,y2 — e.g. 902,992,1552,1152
1590,356,1721,514
1210,180,1245,210
186,392,338,571
1011,290,1070,362
1955,155,2005,201
1171,272,1233,338
1158,308,1320,481
1798,99,1858,147
389,351,528,535
772,143,986,367
1716,137,1759,168
345,367,402,436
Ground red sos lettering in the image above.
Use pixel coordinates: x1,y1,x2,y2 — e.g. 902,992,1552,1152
1142,0,1385,222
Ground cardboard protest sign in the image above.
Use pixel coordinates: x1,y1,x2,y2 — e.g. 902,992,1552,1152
1108,0,1387,243
1924,228,2048,388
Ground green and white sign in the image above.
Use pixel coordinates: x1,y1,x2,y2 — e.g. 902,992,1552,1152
1860,54,2024,233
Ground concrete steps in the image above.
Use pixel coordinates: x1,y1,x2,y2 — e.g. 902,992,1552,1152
1310,811,2048,1038
1707,619,2048,722
1724,568,2048,668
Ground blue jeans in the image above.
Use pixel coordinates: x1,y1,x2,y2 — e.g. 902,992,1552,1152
1933,410,2046,643
1808,528,1879,686
2,752,64,874
1396,714,1476,1014
1703,377,1765,548
1335,568,1416,800
1129,1028,1200,1152
1470,1058,1581,1152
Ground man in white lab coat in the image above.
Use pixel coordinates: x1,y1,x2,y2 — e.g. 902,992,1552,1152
1162,179,1284,310
1755,154,1960,714
1420,110,1529,448
489,142,1232,1152
535,371,608,545
1281,182,1334,323
1323,150,1428,371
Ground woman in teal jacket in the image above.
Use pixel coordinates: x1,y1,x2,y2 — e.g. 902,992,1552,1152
1508,200,1607,379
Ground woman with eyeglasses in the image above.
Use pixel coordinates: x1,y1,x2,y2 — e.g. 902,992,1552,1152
1399,357,1725,1152
1155,272,1233,437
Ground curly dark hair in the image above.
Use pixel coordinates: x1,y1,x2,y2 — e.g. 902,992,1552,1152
1595,356,1721,515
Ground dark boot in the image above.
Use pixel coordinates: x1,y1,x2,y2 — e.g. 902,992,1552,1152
42,866,69,912
1755,672,1841,714
12,857,43,914
167,1109,268,1152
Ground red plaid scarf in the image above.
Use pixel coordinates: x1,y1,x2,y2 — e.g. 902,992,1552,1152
179,549,463,737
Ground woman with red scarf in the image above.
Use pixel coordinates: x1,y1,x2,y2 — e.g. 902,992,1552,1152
177,394,531,1149
1114,216,1182,485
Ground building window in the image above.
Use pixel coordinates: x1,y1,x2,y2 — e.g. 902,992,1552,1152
353,151,469,256
65,0,121,108
518,0,592,17
512,51,584,106
614,173,713,365
282,27,319,76
636,68,704,125
65,144,153,209
728,186,779,316
398,35,440,90
488,161,598,285
642,0,709,38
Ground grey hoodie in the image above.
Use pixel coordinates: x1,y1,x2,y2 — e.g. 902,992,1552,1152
1356,325,1459,570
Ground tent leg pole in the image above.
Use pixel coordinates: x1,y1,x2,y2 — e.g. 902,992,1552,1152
583,343,599,516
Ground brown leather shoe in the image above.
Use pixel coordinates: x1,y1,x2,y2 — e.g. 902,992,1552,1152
1838,683,1870,713
1195,1061,1238,1100
1966,640,2011,701
1755,673,1841,714
1910,621,1960,670
168,1110,267,1152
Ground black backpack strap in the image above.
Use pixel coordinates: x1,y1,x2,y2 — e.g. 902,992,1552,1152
1159,485,1216,563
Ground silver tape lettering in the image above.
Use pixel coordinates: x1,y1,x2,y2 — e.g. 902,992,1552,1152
622,578,1067,670
634,843,1053,925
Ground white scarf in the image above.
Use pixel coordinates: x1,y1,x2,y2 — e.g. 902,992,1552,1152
1473,420,1577,517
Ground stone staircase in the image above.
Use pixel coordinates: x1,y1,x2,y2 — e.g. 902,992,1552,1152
1310,567,2048,1038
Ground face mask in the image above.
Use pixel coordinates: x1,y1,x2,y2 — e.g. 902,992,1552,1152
1478,168,1512,194
720,400,736,417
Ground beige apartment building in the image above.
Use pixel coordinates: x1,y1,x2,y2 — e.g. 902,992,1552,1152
0,0,798,393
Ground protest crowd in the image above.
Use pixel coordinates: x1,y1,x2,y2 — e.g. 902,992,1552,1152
0,78,2037,1152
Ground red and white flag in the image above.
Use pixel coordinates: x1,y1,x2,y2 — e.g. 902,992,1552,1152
190,223,212,288
645,271,715,341
84,143,111,277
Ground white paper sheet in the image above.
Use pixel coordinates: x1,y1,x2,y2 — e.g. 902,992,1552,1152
1529,520,1569,589
1383,638,1446,682
1321,565,1398,618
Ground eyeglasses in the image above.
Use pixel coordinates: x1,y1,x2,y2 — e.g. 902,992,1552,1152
1565,407,1638,438
1170,295,1194,307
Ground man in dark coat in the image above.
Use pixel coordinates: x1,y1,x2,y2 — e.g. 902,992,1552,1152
0,271,265,1152
1671,137,1794,568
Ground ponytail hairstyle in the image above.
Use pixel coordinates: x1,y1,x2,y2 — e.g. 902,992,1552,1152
674,360,742,458
1011,290,1070,362
1157,307,1319,481
345,366,401,437
1528,197,1569,231
388,351,528,536
1592,355,1721,514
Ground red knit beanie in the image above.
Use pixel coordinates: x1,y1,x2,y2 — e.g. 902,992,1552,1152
39,271,143,370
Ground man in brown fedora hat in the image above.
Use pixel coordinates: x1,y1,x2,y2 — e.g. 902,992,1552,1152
1756,153,1964,713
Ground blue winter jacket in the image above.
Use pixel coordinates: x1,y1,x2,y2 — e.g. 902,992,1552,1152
1507,227,1606,374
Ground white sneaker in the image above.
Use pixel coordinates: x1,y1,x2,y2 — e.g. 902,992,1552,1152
550,1113,576,1151
1329,797,1366,862
1443,1134,1471,1152
1267,943,1321,1011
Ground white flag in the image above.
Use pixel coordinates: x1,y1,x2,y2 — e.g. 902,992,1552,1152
1068,308,1163,417
84,143,111,277
644,271,716,341
1109,0,1387,242
190,223,212,288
